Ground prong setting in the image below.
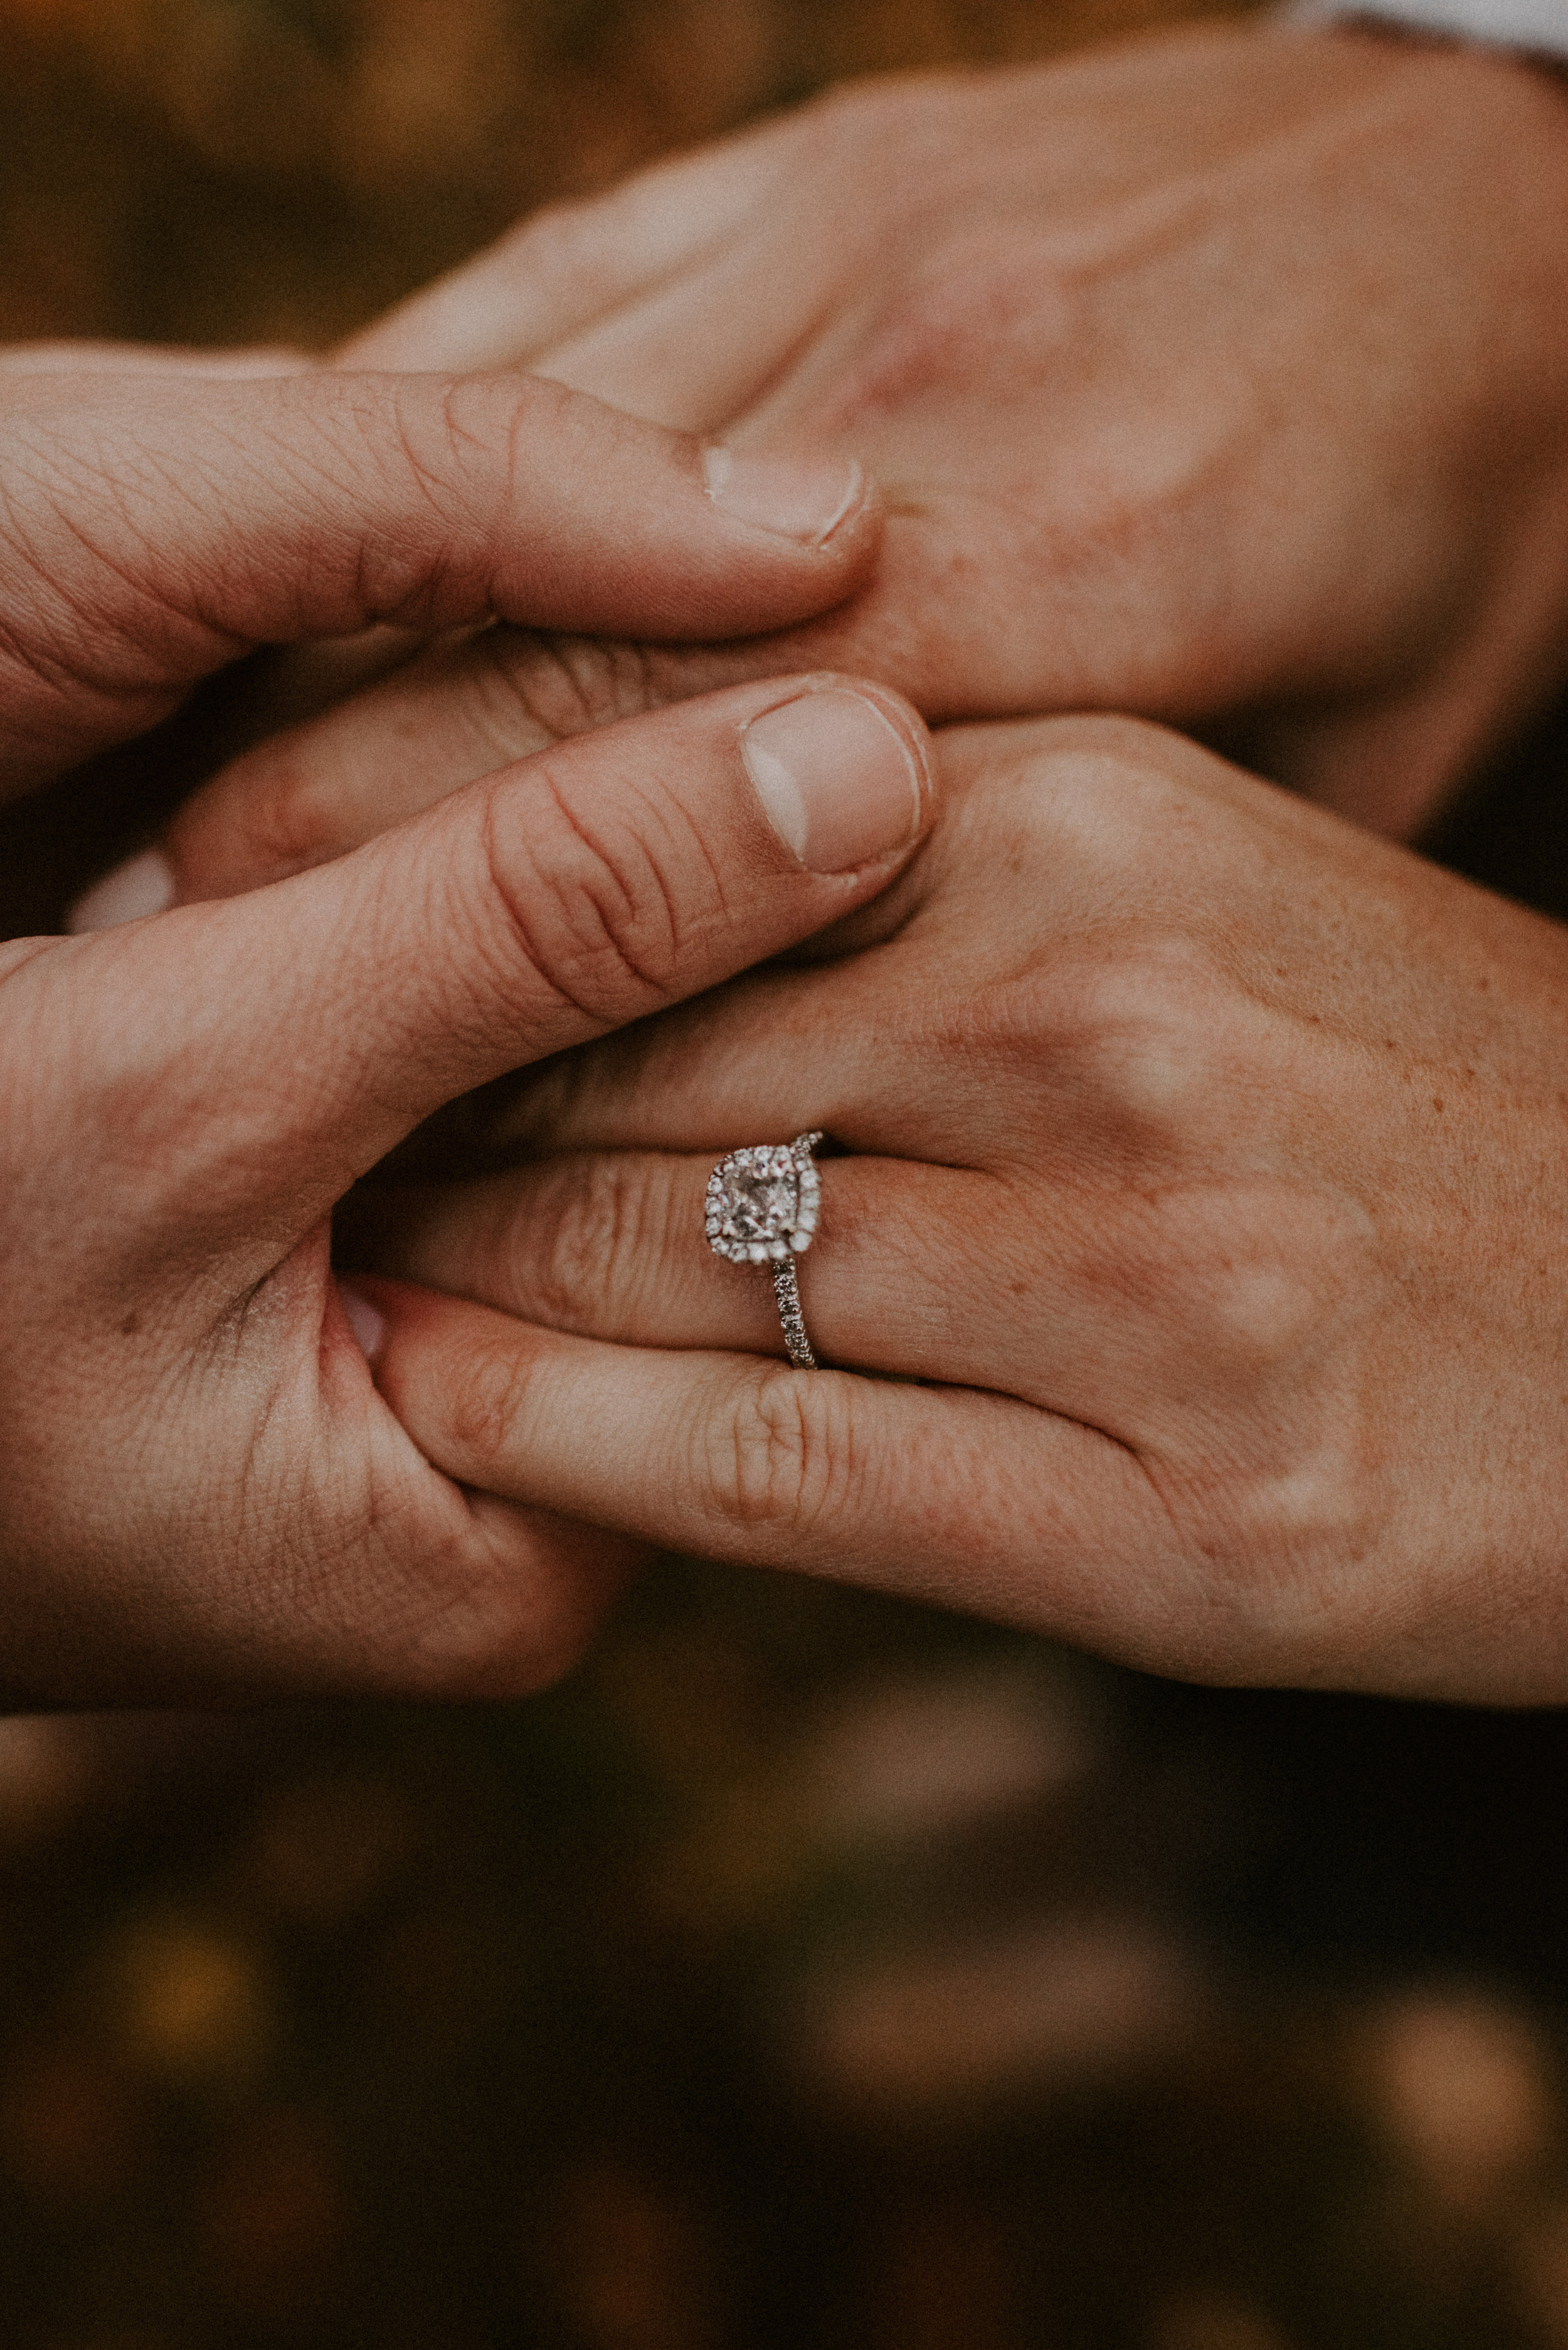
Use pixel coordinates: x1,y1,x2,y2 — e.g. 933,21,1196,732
706,1130,824,1265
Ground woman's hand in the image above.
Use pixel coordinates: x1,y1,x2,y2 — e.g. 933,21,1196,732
347,715,1568,1706
0,674,932,1704
155,14,1568,887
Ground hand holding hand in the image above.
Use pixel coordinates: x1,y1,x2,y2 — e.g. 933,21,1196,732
158,16,1568,886
1,672,931,1704
349,715,1568,1704
0,358,877,813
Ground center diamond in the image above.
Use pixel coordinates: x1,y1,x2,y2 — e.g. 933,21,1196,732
714,1147,798,1244
707,1142,819,1264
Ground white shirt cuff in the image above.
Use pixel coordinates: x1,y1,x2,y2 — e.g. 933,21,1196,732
1289,0,1568,54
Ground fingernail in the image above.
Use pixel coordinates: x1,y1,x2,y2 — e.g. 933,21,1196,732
703,446,864,547
741,688,928,873
339,1281,388,1365
67,848,174,933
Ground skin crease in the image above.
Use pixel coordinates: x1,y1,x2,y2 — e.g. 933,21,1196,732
148,16,1568,908
348,716,1568,1708
28,23,1568,1707
0,349,938,1707
0,671,935,1706
0,364,880,802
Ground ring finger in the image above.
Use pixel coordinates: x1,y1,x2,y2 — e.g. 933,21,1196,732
341,1147,1176,1432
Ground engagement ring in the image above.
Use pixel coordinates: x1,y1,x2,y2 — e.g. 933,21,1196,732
706,1130,824,1368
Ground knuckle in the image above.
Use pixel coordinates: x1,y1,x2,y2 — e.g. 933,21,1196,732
962,938,1232,1137
1129,1182,1373,1378
475,628,661,752
697,1366,857,1539
443,1338,535,1465
523,1155,672,1333
1016,721,1224,857
1066,940,1232,1093
475,759,699,1024
834,233,1076,420
169,759,337,890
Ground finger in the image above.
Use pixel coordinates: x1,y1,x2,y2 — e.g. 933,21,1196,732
524,229,842,435
347,1142,1359,1457
367,715,1293,1176
412,938,976,1171
339,122,841,437
0,368,878,798
147,486,1120,912
159,615,874,907
344,1150,1154,1422
354,1279,1185,1664
345,1152,990,1379
40,678,933,1272
152,596,925,912
158,625,599,904
336,130,786,377
0,341,312,378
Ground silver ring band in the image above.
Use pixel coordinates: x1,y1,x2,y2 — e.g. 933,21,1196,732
706,1130,824,1368
770,1257,817,1369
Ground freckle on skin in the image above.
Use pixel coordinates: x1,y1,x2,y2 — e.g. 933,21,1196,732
120,1312,141,1336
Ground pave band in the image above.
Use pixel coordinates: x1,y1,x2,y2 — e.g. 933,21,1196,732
706,1130,824,1369
771,1257,817,1369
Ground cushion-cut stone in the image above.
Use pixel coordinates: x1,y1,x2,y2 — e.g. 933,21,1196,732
711,1146,801,1258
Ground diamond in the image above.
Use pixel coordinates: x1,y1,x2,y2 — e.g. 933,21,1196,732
707,1140,810,1258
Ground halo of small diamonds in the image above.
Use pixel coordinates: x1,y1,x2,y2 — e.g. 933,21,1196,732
706,1132,823,1264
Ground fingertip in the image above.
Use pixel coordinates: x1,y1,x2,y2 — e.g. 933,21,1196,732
741,679,932,874
67,848,175,933
337,1277,390,1365
702,447,869,551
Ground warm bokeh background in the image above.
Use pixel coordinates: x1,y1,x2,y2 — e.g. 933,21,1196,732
9,5,1568,2347
0,0,1258,349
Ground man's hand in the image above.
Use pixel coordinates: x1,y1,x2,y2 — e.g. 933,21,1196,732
146,15,1568,907
0,361,877,809
349,715,1568,1706
1,676,932,1704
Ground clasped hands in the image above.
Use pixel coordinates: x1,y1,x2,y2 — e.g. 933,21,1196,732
10,21,1568,1708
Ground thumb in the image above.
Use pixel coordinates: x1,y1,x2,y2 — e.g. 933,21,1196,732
42,675,933,1282
124,622,842,914
0,368,876,799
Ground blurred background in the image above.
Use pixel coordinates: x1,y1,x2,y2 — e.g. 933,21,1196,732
0,0,1254,348
9,3,1568,2345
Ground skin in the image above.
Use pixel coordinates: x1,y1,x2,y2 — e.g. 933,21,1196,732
348,715,1568,1707
0,359,940,1706
0,669,934,1706
35,24,1568,1704
145,16,1568,908
0,364,879,804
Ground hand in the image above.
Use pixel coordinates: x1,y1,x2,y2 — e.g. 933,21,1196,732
347,714,1568,1706
0,359,877,814
0,674,932,1704
148,15,1568,907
